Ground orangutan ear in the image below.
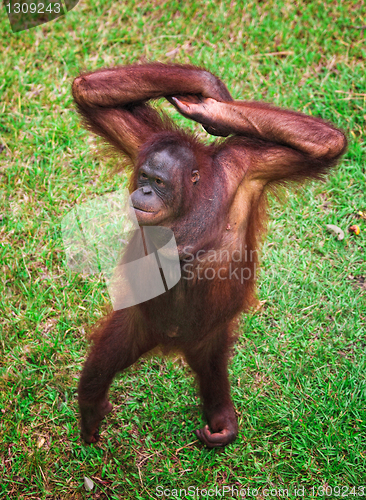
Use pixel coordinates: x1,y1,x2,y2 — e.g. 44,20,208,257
191,169,200,184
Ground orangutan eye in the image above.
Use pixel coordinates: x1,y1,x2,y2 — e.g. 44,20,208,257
141,173,148,179
155,178,163,185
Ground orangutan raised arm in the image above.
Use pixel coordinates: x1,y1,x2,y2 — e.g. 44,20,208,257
72,63,233,161
170,95,347,184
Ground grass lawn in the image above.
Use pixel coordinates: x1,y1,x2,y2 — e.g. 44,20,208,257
0,0,365,498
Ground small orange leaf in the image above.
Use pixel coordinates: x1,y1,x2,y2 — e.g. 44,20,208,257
349,225,360,235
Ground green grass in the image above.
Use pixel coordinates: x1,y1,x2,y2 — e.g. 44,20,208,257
0,0,365,498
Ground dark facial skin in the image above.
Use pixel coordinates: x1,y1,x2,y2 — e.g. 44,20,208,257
131,148,198,225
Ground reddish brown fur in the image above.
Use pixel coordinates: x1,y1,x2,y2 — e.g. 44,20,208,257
72,63,346,447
